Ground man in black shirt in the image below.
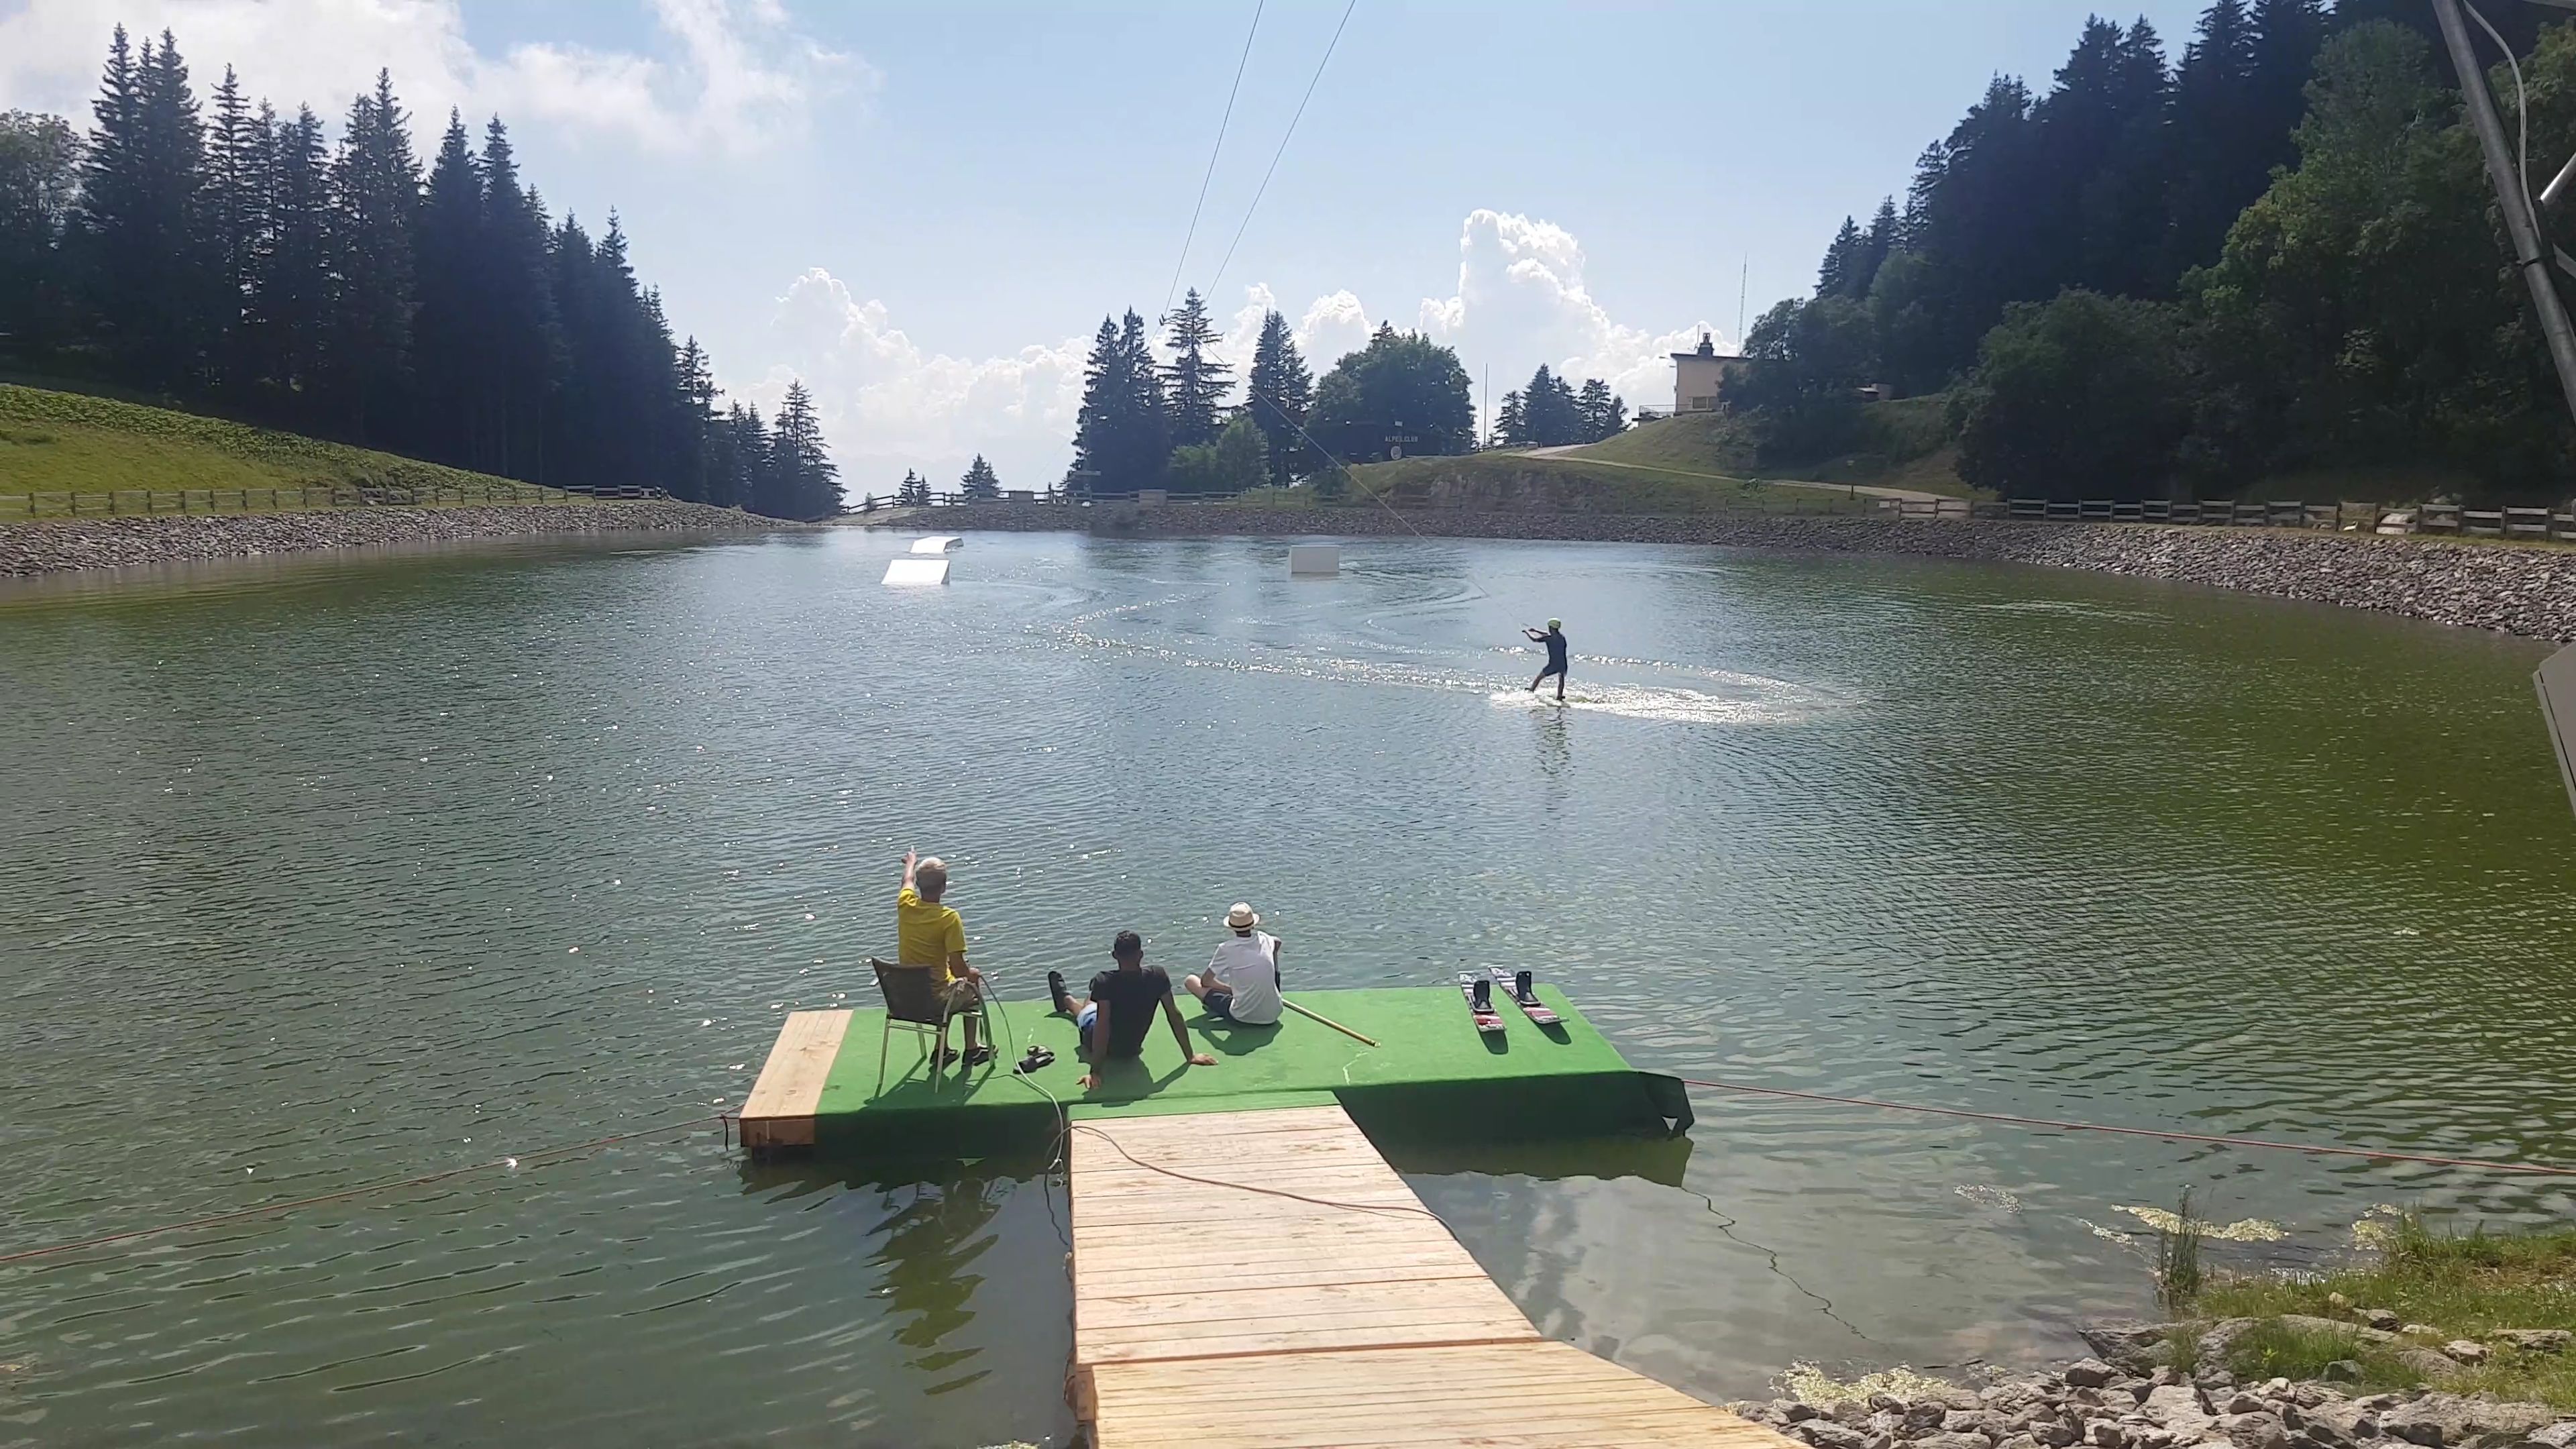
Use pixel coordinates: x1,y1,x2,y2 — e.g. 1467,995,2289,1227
1525,617,1569,701
1048,931,1217,1089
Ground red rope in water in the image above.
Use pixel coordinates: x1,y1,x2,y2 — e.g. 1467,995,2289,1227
0,1114,728,1267
1673,1076,2576,1176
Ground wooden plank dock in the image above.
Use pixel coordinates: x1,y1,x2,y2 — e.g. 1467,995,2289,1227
735,1007,851,1150
736,984,1761,1444
1068,1103,1792,1449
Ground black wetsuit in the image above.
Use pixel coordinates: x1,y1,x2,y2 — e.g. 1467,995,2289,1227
1538,630,1568,678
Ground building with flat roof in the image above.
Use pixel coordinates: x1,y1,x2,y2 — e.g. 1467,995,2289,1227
1671,331,1746,414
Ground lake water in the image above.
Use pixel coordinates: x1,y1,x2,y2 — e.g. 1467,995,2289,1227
3,528,2573,1448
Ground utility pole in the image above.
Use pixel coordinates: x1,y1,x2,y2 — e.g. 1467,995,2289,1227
1737,256,1749,350
2432,0,2576,427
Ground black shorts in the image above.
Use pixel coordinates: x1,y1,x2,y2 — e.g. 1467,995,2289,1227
1537,661,1567,678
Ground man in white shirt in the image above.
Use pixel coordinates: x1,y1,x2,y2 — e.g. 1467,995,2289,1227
1185,902,1283,1027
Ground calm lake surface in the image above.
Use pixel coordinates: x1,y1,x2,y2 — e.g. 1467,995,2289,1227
3,528,2573,1448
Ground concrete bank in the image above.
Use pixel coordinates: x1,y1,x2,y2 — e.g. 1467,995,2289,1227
892,502,2576,641
0,500,782,578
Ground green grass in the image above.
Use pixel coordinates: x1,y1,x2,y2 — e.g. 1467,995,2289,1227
1561,396,1978,498
0,384,565,515
1334,451,1879,516
2180,1216,2576,1407
2215,1319,2421,1389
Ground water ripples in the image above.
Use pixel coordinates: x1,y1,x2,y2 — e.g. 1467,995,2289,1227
2,530,2573,1444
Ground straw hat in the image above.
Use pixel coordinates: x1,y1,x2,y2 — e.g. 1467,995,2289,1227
1225,902,1260,929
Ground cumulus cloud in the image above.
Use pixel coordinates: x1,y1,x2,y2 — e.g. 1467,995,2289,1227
739,268,1087,498
1416,209,1723,427
0,0,859,157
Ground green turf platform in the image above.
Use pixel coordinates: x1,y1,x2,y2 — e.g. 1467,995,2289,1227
806,985,1690,1155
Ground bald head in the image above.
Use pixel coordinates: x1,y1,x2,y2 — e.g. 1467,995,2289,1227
915,857,948,902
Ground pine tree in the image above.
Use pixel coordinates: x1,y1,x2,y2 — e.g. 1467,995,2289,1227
897,468,931,507
717,401,771,510
326,70,419,443
1071,310,1172,493
2165,0,2259,282
410,111,480,464
1161,287,1230,447
960,454,1001,499
667,335,712,503
1854,197,1900,297
1120,305,1170,455
1244,309,1311,485
1817,217,1864,297
1495,388,1527,447
80,28,219,388
250,105,329,403
1517,365,1584,445
1576,378,1625,441
472,119,562,479
204,66,265,391
761,380,840,519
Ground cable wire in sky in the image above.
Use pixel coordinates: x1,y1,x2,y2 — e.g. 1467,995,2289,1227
1163,0,1266,321
1205,0,1359,301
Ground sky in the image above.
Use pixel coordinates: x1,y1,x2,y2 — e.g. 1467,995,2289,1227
0,0,2214,494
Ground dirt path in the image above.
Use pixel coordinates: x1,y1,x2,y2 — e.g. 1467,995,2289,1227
1496,445,1947,503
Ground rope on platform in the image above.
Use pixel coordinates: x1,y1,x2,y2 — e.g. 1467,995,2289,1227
1069,1122,1448,1221
1672,1076,2576,1177
0,1113,728,1267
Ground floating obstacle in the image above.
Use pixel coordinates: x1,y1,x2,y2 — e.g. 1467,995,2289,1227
909,534,964,554
1287,543,1340,576
881,556,951,586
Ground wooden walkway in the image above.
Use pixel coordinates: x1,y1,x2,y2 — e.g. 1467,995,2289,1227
1069,1104,1794,1448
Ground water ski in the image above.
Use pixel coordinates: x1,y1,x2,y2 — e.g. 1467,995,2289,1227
1458,973,1505,1035
1489,967,1561,1028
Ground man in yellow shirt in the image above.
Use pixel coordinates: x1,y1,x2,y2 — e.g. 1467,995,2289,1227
899,848,989,1067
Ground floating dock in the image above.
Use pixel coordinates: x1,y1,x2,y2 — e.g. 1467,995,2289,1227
739,985,1780,1447
738,984,1691,1153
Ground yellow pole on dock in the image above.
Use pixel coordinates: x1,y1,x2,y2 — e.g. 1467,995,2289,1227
1283,997,1378,1047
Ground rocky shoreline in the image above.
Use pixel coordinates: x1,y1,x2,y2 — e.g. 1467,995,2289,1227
0,500,783,578
888,502,2576,642
1734,1322,2575,1449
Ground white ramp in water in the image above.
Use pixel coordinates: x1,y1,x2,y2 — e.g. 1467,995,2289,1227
883,557,951,586
910,535,963,554
1287,543,1340,576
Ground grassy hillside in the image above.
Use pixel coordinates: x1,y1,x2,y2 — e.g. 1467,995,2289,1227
1327,451,1876,515
1565,396,1974,497
0,384,564,513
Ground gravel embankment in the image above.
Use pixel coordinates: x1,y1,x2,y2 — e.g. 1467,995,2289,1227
0,501,782,578
1739,1321,2575,1449
888,503,2576,641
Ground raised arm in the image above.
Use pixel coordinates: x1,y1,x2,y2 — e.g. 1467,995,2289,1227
1164,991,1215,1067
901,847,918,893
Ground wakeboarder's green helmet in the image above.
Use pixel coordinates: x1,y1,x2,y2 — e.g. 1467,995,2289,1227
1546,619,1562,631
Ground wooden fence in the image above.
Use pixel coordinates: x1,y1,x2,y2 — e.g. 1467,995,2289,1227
0,481,667,519
1915,496,2576,539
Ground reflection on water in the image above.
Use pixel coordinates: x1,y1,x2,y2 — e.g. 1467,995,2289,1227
3,529,2574,1445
